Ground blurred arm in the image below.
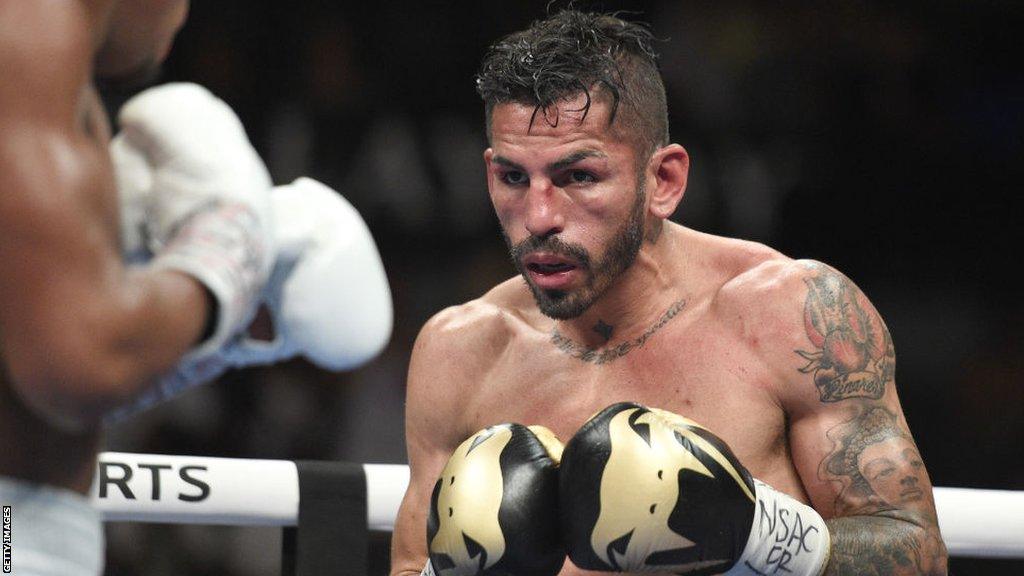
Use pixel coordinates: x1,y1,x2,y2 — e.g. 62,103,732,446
0,1,210,431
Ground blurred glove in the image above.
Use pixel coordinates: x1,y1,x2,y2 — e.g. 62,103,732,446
116,82,274,357
107,173,393,422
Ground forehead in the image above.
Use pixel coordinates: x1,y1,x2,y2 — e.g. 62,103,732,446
858,436,914,461
489,95,635,162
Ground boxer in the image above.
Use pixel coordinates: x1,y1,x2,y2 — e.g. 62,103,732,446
0,2,390,575
390,10,947,576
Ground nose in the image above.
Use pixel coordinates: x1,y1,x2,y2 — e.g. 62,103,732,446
523,181,565,238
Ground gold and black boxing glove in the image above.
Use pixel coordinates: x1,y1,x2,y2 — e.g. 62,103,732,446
560,402,831,576
425,424,566,576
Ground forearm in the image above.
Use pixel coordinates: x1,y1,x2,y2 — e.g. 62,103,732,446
825,512,947,576
90,266,212,386
7,265,211,428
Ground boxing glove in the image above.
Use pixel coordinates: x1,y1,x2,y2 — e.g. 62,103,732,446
426,424,565,576
117,82,274,357
560,402,830,576
105,174,392,422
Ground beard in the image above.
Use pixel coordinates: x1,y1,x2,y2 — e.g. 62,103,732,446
506,182,647,320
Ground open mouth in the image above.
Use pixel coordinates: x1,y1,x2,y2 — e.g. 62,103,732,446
522,254,581,290
526,261,577,275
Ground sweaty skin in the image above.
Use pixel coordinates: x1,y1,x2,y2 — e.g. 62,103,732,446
0,0,199,493
391,96,946,576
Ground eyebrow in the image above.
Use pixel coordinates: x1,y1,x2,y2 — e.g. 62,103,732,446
492,149,607,174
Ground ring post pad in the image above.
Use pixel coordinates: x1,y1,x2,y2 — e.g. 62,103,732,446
283,461,368,576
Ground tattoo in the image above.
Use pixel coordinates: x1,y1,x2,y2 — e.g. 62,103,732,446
592,320,614,342
825,515,946,576
795,264,894,402
819,405,947,575
820,405,928,515
551,299,685,364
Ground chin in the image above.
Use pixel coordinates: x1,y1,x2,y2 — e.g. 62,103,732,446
529,284,593,320
96,57,163,93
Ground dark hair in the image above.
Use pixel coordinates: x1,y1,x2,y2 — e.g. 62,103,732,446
476,10,669,156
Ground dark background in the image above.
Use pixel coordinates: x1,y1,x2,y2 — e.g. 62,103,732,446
103,1,1023,574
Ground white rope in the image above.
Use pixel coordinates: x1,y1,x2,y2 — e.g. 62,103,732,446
91,452,407,531
933,486,1024,559
91,452,1023,558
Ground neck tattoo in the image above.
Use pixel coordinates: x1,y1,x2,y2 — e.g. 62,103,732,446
551,299,687,365
593,320,614,342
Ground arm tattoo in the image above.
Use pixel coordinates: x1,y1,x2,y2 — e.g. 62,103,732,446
826,515,946,576
820,405,930,516
820,405,948,575
795,264,894,402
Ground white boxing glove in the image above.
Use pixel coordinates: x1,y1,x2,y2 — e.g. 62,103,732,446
106,175,393,422
229,177,393,370
117,82,275,357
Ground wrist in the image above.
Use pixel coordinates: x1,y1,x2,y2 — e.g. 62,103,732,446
727,480,831,576
151,201,271,358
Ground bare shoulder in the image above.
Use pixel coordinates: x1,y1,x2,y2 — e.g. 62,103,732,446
707,236,798,320
406,278,529,443
412,278,529,371
412,301,510,375
0,0,94,118
714,254,894,407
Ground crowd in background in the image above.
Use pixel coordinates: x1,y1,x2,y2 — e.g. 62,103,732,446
101,2,1023,574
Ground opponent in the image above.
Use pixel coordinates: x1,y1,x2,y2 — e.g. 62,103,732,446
0,2,390,575
391,10,947,576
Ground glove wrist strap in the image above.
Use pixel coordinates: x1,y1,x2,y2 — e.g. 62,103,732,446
151,201,270,358
727,479,831,576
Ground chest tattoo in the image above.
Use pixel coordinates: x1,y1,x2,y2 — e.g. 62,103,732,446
551,299,686,365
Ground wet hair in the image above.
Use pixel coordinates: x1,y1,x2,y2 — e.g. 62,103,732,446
476,9,669,157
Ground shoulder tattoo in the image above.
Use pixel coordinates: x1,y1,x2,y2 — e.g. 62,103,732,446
794,263,894,403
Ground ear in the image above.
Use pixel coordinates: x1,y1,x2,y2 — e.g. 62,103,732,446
483,148,496,195
646,144,689,219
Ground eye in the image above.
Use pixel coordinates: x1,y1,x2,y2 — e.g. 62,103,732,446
570,170,596,184
500,170,528,186
875,465,896,480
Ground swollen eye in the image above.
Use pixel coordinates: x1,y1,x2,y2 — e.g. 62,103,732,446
501,171,527,185
571,170,596,183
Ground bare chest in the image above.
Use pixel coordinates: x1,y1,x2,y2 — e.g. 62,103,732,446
461,320,794,484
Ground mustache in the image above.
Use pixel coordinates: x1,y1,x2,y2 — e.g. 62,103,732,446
511,235,592,268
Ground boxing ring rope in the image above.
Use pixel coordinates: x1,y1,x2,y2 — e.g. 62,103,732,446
91,451,1024,569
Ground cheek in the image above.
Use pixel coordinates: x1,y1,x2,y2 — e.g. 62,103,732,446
489,194,521,232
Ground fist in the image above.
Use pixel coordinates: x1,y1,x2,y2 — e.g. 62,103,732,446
559,403,830,576
559,402,757,574
428,424,565,576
